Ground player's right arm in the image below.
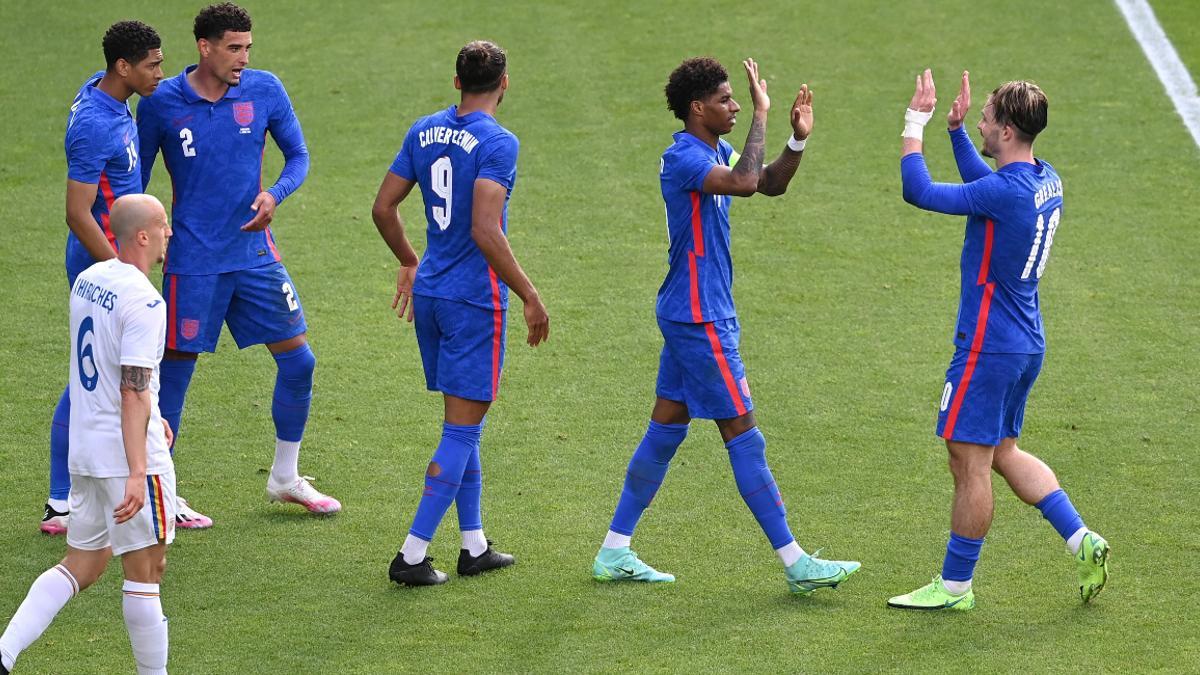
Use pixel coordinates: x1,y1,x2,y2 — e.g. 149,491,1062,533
371,171,421,322
701,58,769,197
115,364,151,523
65,179,117,261
946,70,992,182
471,178,549,347
899,68,987,217
135,95,163,190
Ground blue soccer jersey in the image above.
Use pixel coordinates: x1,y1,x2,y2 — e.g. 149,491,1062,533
657,131,737,324
64,71,142,282
902,127,1064,354
389,106,519,311
135,66,309,276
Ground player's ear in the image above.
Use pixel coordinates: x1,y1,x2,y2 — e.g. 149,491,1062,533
453,75,462,91
499,73,509,91
197,38,209,59
690,99,704,118
116,58,130,78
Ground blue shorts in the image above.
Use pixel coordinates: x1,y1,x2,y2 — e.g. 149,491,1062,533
413,295,506,402
936,348,1044,446
656,317,753,420
163,262,307,353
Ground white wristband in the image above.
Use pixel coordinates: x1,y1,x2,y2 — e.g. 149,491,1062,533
902,107,935,140
787,135,807,152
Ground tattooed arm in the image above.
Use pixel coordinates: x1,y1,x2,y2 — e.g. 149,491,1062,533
701,58,770,198
758,85,813,197
115,365,151,523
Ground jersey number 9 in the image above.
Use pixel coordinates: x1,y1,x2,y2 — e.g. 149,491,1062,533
431,156,453,231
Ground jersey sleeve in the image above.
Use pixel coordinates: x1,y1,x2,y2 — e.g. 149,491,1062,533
135,95,163,190
265,75,310,205
666,146,716,193
476,133,519,189
65,120,108,184
388,125,418,181
119,293,166,369
949,126,992,183
901,152,1002,218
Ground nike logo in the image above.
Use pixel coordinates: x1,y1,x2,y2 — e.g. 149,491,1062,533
146,300,162,308
616,566,636,575
943,597,965,608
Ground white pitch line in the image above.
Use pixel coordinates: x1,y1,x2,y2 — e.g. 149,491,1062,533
1114,0,1200,150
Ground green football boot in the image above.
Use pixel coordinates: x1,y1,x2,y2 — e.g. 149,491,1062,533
592,547,675,583
1075,530,1110,603
887,576,975,611
785,552,861,596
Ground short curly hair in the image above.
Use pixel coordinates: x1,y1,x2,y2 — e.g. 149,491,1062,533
457,41,507,94
989,80,1048,142
194,2,252,42
664,57,729,121
102,21,161,70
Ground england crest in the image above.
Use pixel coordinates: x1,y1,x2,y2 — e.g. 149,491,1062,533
181,318,200,340
233,101,254,126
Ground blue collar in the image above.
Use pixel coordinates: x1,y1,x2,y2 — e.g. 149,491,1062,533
449,105,491,123
87,77,130,115
674,130,719,154
179,64,244,103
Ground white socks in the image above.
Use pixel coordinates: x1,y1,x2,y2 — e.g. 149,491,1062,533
602,531,632,550
775,542,806,567
462,529,488,557
1066,526,1088,556
47,498,68,513
401,534,430,565
942,578,972,595
271,439,301,485
122,580,168,675
0,565,77,670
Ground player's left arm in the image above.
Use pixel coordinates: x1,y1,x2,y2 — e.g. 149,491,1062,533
472,179,549,348
899,68,977,216
371,172,421,322
243,79,310,232
116,364,151,523
757,85,812,196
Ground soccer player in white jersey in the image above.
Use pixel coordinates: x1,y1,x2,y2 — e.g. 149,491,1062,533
1,195,175,675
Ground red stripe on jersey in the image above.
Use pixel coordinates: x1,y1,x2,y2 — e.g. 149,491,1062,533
488,266,503,399
703,322,747,417
265,227,281,261
976,219,994,286
690,191,705,257
942,282,996,440
688,251,703,322
166,275,178,350
97,172,118,251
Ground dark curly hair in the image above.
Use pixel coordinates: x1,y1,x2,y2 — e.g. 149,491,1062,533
457,40,507,94
665,57,729,121
102,21,161,70
193,2,252,42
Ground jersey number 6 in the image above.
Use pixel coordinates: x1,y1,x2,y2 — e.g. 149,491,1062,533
431,156,453,231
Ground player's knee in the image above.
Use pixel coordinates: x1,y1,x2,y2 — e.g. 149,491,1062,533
274,343,316,390
642,420,688,463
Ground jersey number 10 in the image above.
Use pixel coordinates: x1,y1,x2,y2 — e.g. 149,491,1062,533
1020,207,1060,280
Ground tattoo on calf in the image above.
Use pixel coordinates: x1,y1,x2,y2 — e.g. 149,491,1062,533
120,365,152,392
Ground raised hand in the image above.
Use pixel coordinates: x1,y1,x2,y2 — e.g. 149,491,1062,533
947,70,970,130
790,84,813,140
908,68,936,113
744,58,770,113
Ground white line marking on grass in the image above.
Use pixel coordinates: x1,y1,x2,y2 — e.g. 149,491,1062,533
1114,0,1200,149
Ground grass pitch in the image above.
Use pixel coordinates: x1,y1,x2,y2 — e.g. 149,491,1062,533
1,1,1198,672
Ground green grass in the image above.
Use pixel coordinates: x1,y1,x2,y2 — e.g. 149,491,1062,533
2,1,1199,672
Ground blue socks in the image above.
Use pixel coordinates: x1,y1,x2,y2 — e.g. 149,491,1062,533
941,531,985,582
409,422,483,541
609,421,689,536
726,427,794,549
158,358,197,454
456,442,483,532
1036,488,1086,541
271,344,315,443
49,387,71,500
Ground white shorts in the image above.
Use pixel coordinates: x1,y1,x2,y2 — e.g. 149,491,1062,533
66,470,177,556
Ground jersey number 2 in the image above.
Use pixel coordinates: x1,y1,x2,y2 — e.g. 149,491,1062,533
180,128,197,158
431,157,453,231
1020,207,1060,280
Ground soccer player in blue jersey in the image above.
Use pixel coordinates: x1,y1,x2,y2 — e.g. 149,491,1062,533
41,21,164,536
372,40,549,586
590,57,861,595
135,2,339,526
887,70,1110,611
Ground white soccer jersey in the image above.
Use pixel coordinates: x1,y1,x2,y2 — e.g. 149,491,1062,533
68,259,171,477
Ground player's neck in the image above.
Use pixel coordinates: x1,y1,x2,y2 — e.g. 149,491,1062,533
993,145,1036,170
188,63,230,102
96,72,134,103
117,251,152,277
457,93,500,117
683,120,720,148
